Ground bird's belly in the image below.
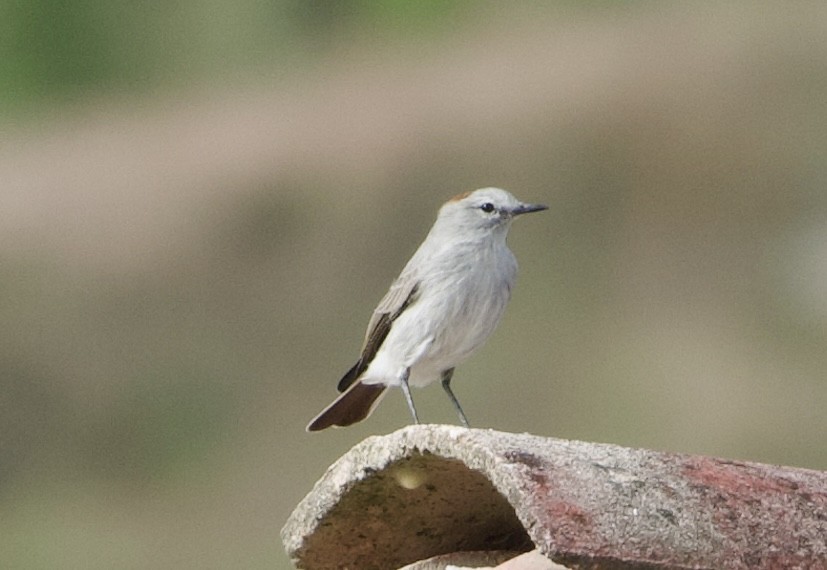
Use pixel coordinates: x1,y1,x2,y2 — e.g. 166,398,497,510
363,256,514,388
406,276,511,387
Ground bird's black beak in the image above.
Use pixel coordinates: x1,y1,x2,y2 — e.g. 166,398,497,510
511,203,548,216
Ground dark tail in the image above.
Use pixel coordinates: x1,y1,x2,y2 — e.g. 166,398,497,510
306,381,387,432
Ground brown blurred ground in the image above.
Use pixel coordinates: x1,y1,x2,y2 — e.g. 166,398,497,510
1,3,826,569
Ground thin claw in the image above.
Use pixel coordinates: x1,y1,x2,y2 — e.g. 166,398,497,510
400,368,420,424
441,369,470,428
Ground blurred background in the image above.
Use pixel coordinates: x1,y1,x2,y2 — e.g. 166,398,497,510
2,1,826,568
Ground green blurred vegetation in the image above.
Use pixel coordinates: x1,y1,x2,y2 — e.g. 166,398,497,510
1,1,826,569
1,0,479,116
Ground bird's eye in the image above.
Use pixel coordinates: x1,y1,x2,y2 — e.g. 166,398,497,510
480,203,495,213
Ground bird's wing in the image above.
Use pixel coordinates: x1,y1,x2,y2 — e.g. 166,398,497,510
367,268,420,340
337,271,420,392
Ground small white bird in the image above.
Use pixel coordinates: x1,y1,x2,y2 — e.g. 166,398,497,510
307,188,546,431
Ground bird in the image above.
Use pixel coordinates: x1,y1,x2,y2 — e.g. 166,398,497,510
306,187,547,431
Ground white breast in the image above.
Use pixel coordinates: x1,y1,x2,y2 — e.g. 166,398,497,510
364,240,517,388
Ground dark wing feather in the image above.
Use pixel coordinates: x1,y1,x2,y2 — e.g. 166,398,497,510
337,282,419,392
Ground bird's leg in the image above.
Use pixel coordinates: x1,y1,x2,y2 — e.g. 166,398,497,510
400,368,420,424
441,368,470,427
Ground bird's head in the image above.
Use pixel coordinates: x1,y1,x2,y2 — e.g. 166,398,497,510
435,187,547,240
